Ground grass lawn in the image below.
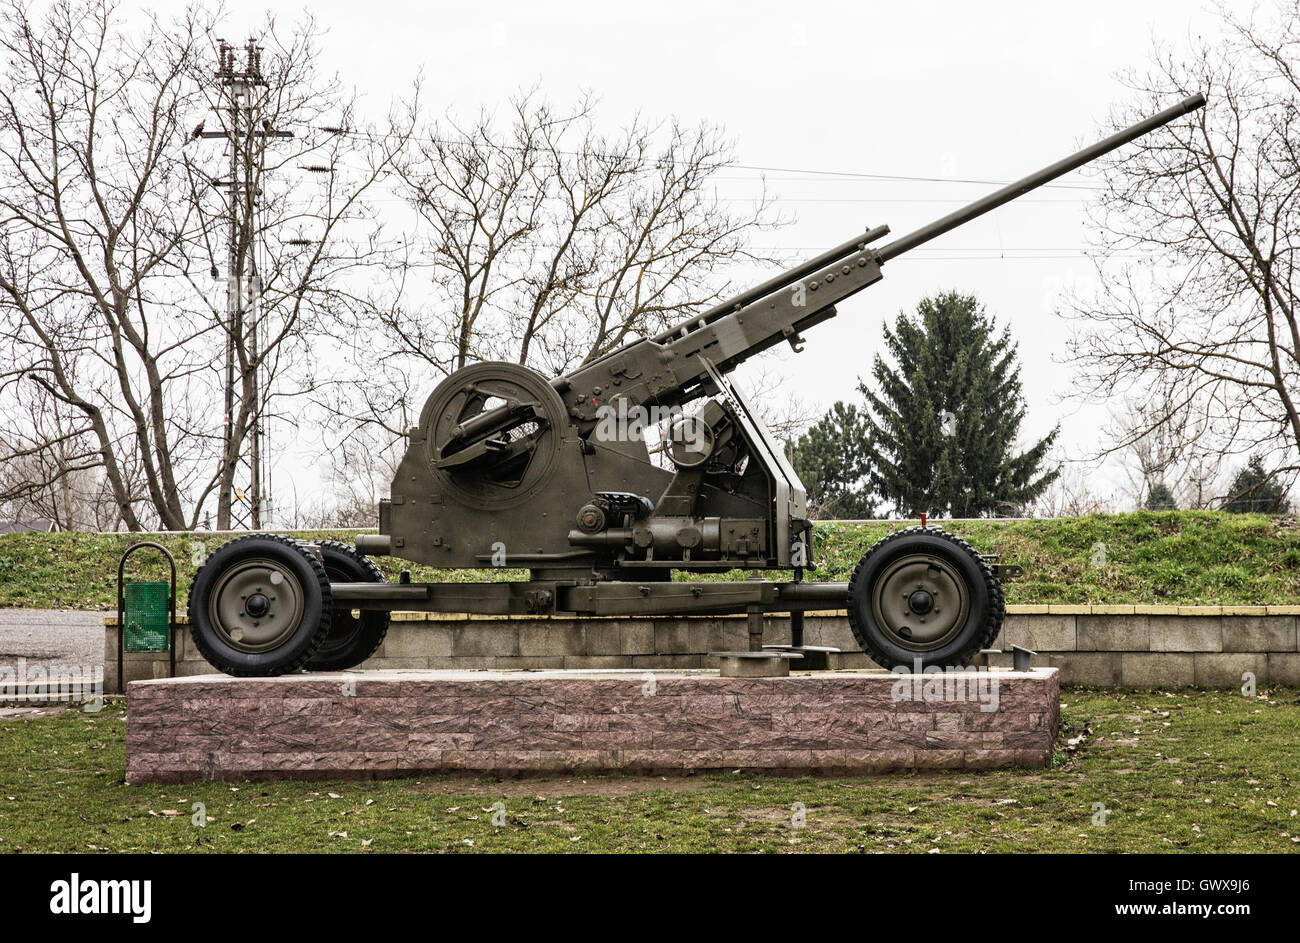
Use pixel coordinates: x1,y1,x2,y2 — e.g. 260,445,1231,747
2,512,1299,611
1,685,1296,853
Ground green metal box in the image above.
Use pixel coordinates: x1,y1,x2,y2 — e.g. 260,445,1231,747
123,582,171,653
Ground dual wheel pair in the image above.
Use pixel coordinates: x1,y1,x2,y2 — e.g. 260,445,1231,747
187,535,389,676
188,527,1005,675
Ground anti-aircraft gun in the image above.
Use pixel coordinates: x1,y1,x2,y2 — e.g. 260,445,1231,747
188,94,1205,676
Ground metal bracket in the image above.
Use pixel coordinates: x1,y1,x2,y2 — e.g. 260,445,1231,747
991,562,1024,581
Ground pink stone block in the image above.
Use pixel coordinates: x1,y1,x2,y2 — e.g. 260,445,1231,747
962,748,1023,769
843,748,916,771
912,749,966,769
125,669,1059,782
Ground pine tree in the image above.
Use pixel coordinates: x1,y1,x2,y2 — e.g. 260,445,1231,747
861,291,1058,518
789,402,877,519
1221,455,1289,513
1144,481,1178,510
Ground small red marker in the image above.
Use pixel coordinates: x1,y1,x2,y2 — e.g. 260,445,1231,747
921,513,927,528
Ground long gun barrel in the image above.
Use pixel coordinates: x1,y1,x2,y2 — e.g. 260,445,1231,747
511,95,1205,428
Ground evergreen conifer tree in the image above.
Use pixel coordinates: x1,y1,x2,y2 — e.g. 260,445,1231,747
861,291,1058,517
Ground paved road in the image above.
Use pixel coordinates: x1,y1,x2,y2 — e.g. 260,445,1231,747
0,609,104,670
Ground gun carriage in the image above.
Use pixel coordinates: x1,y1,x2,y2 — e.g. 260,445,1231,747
187,95,1205,676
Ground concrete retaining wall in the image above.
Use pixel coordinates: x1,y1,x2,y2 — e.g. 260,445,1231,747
105,604,1300,691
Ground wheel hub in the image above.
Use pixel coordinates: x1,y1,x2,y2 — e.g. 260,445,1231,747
244,592,270,618
907,589,934,614
870,553,972,651
208,557,306,653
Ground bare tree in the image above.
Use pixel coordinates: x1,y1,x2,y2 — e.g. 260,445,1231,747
1031,455,1121,517
1,377,102,529
308,426,402,528
0,385,134,530
1066,0,1300,486
330,88,783,444
1104,383,1225,508
0,0,400,529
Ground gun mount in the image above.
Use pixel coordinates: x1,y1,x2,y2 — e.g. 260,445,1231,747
188,94,1205,676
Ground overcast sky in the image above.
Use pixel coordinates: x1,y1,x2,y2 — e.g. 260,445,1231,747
210,0,1233,518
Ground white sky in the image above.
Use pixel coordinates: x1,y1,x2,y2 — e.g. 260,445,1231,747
211,0,1234,518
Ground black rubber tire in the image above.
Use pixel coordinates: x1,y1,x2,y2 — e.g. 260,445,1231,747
304,541,390,671
188,534,332,676
847,526,1004,670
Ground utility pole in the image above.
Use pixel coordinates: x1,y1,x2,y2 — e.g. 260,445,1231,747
196,40,292,529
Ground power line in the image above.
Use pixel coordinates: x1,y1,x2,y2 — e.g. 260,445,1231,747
754,246,1108,252
726,164,1103,190
825,254,1141,262
306,129,1116,264
714,196,1088,204
315,125,1103,192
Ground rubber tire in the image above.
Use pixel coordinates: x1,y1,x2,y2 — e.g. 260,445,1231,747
188,534,332,676
847,526,1004,670
304,541,391,671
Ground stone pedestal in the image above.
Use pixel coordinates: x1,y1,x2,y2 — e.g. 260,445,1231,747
125,667,1060,784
